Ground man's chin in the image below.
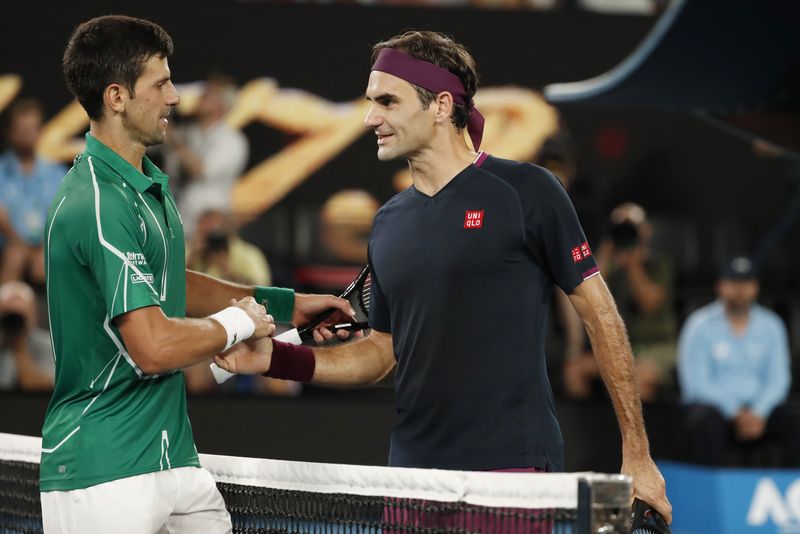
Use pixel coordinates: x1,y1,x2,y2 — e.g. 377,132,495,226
144,131,167,148
376,147,401,162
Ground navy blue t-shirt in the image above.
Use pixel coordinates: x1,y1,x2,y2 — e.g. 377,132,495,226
367,154,598,472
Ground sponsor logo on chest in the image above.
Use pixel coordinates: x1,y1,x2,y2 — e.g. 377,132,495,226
464,210,484,229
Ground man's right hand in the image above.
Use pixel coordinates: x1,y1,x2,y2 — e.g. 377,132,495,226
214,337,273,375
231,296,275,339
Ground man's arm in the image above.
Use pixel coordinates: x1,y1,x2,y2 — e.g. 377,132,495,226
186,269,254,317
186,269,355,326
213,330,395,387
568,275,672,523
116,297,273,375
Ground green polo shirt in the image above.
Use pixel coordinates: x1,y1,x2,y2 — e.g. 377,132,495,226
40,133,199,491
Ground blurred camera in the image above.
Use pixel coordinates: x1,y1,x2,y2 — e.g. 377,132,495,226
0,312,26,343
204,230,230,254
610,221,640,249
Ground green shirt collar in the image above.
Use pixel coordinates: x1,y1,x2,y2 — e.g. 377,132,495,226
84,133,169,193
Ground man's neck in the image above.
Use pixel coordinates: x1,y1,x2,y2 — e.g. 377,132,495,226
89,122,146,172
725,304,751,334
408,135,477,197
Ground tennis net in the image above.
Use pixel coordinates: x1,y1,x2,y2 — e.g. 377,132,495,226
0,432,631,533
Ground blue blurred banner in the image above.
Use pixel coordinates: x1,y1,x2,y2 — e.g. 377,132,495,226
660,461,800,534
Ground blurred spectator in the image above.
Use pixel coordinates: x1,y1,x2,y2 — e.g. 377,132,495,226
0,99,65,285
186,209,271,286
678,257,800,467
184,209,298,396
165,75,248,236
563,203,677,401
0,281,53,391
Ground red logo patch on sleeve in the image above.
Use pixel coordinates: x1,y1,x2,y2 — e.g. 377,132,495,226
572,241,592,263
464,210,484,229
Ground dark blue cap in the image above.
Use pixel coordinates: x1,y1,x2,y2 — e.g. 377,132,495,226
720,256,757,280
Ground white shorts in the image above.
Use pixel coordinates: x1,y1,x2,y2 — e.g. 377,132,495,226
40,466,231,534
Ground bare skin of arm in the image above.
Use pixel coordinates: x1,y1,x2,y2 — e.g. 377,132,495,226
116,297,274,375
185,269,355,326
213,329,395,387
568,275,672,523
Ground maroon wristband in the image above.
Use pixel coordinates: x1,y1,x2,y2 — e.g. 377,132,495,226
263,340,316,382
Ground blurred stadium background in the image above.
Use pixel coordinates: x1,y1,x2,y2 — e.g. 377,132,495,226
0,1,798,532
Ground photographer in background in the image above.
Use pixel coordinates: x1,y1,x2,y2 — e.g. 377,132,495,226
0,280,53,391
186,208,271,287
563,203,678,401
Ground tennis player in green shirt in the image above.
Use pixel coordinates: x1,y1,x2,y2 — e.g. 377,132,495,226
40,15,353,534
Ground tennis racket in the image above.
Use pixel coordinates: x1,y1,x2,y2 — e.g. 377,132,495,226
631,499,671,534
210,265,372,384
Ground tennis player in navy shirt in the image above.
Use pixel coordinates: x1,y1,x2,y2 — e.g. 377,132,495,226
216,30,671,524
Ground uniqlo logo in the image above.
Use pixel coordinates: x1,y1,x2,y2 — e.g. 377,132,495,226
572,241,592,263
464,210,484,229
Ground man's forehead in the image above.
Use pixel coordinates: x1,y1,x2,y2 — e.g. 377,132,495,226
140,55,170,78
365,70,413,96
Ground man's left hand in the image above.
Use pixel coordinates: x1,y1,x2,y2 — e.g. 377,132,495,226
621,454,672,524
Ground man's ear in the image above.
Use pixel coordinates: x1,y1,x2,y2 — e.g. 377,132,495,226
434,91,455,124
103,83,129,115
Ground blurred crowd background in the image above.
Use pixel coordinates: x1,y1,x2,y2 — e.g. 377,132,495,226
0,0,798,470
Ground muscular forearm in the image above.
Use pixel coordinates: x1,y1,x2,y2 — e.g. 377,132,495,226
570,278,649,455
587,305,649,454
186,269,253,317
311,331,395,387
118,311,228,375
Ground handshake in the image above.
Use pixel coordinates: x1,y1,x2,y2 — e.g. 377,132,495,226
208,293,357,384
207,296,280,384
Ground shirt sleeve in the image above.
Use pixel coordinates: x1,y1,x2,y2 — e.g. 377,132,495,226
367,212,391,334
751,314,791,418
521,167,597,294
82,182,161,319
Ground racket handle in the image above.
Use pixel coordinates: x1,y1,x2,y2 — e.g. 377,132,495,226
209,328,303,384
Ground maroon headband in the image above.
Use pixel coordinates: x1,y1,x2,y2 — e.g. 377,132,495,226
371,48,485,151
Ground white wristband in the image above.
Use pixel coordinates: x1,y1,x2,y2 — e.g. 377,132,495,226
209,306,256,351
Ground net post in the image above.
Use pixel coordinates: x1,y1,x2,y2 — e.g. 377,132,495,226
577,474,632,533
577,478,593,534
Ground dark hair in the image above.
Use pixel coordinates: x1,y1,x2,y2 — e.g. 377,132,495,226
63,15,174,120
371,31,478,130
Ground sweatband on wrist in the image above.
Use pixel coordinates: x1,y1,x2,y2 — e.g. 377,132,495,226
209,306,255,351
263,340,315,382
254,286,295,324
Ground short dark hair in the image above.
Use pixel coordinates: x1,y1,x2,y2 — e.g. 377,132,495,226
63,15,174,120
371,31,478,131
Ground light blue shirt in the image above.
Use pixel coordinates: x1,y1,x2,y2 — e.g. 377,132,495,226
678,301,790,419
0,150,65,245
